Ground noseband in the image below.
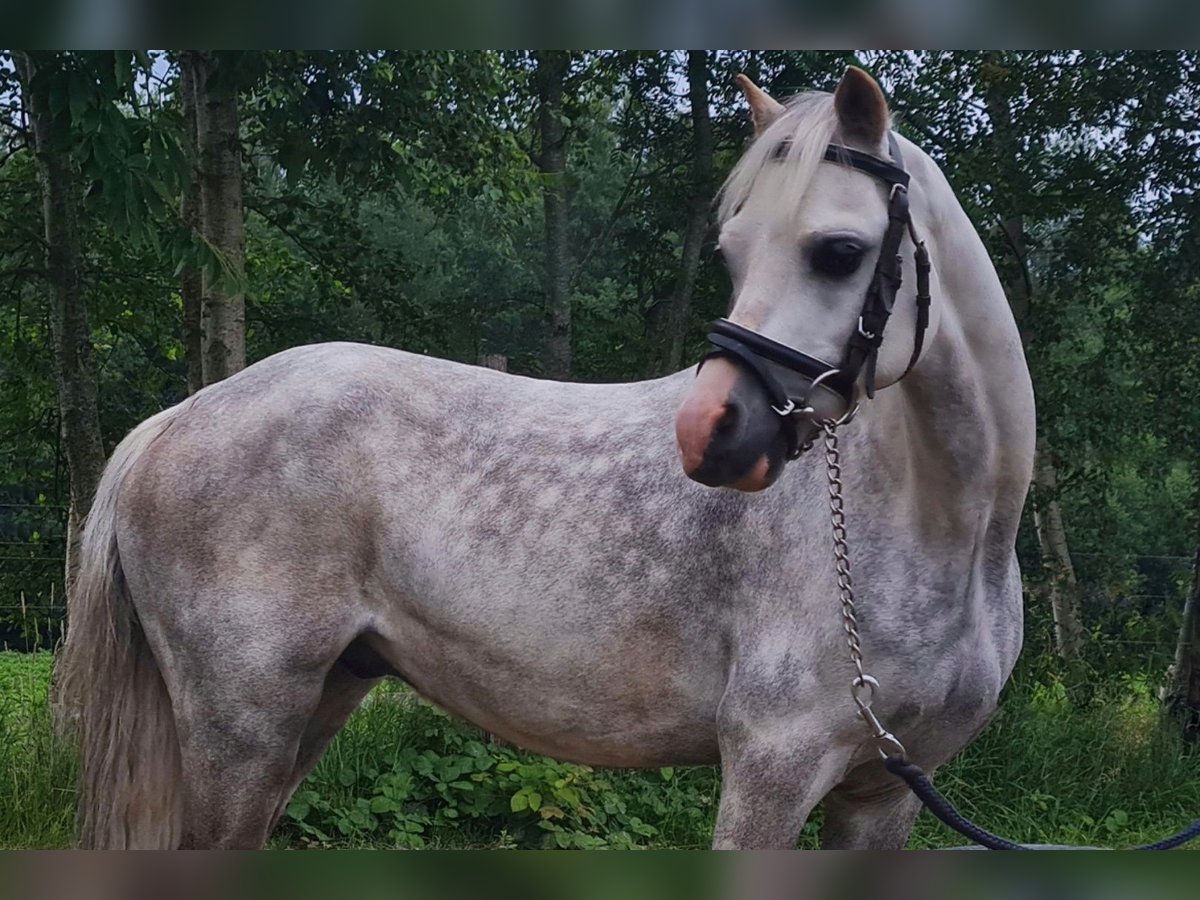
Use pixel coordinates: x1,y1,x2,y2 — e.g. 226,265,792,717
699,131,932,458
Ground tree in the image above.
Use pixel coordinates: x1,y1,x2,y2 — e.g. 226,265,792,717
2,49,1199,697
178,55,204,395
978,53,1087,665
644,51,714,376
535,51,572,379
12,52,107,588
180,51,246,386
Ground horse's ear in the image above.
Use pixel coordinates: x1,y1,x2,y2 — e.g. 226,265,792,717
833,65,890,149
736,74,785,136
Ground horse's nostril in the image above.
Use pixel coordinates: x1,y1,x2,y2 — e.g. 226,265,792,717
714,403,739,438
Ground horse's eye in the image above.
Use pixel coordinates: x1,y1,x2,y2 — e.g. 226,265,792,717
811,238,865,278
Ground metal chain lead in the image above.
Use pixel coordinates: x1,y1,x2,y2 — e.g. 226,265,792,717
822,421,908,761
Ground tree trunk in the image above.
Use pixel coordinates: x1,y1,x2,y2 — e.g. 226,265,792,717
996,212,1084,663
645,50,713,376
1031,435,1085,662
1165,528,1200,737
14,52,107,591
182,50,246,386
983,61,1085,665
535,51,571,380
178,55,204,396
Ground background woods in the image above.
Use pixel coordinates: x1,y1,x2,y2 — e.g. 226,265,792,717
0,50,1198,848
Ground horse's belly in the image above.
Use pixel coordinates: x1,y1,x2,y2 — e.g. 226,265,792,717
367,606,724,768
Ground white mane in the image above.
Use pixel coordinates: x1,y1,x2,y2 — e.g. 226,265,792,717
717,92,840,224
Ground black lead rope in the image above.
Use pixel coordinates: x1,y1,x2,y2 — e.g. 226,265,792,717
882,755,1200,850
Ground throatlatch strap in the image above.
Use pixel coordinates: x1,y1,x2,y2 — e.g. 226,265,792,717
900,241,932,381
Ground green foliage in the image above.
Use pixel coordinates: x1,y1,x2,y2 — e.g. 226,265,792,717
0,652,76,849
2,653,1197,850
280,677,1200,851
906,664,1200,849
278,687,717,849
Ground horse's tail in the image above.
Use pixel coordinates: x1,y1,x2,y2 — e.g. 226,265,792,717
57,403,190,849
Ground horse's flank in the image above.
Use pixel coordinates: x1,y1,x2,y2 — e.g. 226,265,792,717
120,347,738,764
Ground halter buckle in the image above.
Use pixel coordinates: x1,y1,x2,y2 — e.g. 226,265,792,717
857,316,877,341
889,182,907,201
770,399,796,417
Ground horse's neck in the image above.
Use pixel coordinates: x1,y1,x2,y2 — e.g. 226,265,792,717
858,198,1036,541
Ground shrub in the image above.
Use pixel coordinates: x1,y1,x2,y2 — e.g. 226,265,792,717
280,694,717,849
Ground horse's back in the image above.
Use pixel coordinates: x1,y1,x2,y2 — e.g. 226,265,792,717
109,342,730,766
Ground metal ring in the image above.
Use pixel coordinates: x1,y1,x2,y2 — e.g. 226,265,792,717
821,403,860,430
804,368,858,428
851,674,879,709
829,402,859,428
875,732,908,761
806,367,843,393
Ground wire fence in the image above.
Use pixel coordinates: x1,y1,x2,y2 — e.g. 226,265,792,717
0,503,67,651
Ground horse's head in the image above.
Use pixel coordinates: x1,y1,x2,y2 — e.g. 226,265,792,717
676,66,938,491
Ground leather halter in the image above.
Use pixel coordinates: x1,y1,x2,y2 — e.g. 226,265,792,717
699,131,932,458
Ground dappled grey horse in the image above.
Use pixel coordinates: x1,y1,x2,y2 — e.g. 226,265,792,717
62,67,1035,849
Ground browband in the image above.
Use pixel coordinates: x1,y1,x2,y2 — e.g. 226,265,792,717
772,135,910,190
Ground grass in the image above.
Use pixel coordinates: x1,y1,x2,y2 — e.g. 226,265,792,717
0,651,77,848
1,650,1197,849
905,670,1200,849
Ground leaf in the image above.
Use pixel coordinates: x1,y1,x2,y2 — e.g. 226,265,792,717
510,790,528,812
629,816,657,837
369,796,397,814
68,69,91,122
288,800,310,820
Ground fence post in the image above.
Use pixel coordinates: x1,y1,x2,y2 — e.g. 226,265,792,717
478,353,508,373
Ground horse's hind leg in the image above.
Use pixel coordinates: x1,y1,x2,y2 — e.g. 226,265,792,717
163,638,336,849
267,660,381,834
819,761,925,849
174,677,327,848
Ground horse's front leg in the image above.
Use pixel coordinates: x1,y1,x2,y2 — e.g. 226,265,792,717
713,704,853,849
819,762,925,849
